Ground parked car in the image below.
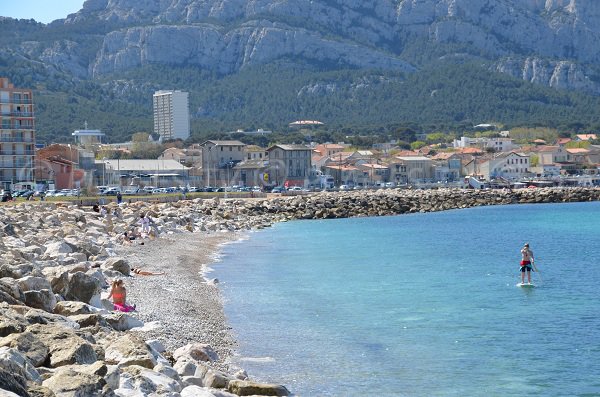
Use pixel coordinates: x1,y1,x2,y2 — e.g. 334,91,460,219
102,188,121,195
123,187,140,195
339,185,350,191
271,187,285,193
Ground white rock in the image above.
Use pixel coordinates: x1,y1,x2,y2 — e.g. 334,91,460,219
180,385,219,397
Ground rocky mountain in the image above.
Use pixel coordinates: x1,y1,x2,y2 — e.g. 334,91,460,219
3,0,600,141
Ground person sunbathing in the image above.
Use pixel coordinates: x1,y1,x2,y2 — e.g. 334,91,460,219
107,279,136,312
131,267,166,276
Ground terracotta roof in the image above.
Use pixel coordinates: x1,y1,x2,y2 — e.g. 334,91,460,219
536,145,559,153
458,147,484,154
557,138,572,145
395,150,420,157
566,148,590,154
576,134,597,141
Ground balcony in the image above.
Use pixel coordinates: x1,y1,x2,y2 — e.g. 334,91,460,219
0,136,35,143
0,98,32,104
0,150,35,155
0,163,33,169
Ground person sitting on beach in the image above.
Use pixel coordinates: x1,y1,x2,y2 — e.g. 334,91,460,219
100,206,108,217
117,231,133,245
92,203,100,213
107,279,136,312
131,267,166,276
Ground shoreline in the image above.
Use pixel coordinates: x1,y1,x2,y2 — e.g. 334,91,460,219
115,231,243,373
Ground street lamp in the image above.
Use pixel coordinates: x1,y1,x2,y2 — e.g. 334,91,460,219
275,164,279,186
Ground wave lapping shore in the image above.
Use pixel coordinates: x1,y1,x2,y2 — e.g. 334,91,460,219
0,187,598,396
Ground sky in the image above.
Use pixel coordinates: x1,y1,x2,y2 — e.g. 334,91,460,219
0,0,86,24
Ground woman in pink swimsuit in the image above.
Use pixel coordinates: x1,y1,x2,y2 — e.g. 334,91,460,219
107,279,136,312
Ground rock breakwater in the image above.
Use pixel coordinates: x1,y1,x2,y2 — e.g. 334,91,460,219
0,187,598,396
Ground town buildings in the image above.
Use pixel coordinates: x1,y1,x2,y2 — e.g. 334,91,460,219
0,78,35,191
153,90,190,141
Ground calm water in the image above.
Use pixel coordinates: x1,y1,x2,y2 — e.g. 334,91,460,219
212,202,600,396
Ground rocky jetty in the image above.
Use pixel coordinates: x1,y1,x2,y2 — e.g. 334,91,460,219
0,187,598,396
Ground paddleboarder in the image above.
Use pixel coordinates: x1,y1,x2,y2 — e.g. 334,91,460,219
520,243,535,284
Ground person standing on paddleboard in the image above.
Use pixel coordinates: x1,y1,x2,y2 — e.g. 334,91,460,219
520,243,535,284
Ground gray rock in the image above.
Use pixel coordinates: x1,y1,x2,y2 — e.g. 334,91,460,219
227,379,290,396
0,368,28,397
0,346,42,385
101,257,130,276
0,331,49,367
26,324,97,368
23,289,57,313
173,343,218,363
42,367,106,397
104,334,156,369
53,301,96,317
64,272,102,304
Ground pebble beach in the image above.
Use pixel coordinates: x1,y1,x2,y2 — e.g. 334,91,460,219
117,231,240,371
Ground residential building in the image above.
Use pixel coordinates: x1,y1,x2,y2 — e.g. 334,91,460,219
35,144,90,190
356,163,390,186
266,144,313,187
479,152,532,180
430,152,462,182
389,156,433,184
244,145,267,161
153,90,190,141
201,140,246,186
0,78,36,190
159,147,203,166
233,159,269,187
324,164,362,187
313,143,346,157
453,136,514,152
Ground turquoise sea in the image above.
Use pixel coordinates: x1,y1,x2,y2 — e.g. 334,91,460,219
213,202,600,396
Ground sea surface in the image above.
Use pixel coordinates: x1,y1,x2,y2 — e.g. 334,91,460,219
212,202,600,396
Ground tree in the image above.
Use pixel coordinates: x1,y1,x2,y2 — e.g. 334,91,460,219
411,141,426,150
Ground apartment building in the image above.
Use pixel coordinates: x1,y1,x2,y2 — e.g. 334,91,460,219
0,78,35,190
153,90,190,141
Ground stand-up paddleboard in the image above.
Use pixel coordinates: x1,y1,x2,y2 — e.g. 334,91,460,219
516,282,536,288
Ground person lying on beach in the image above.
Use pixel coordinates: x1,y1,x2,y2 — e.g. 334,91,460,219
131,267,166,276
107,279,136,312
117,231,136,245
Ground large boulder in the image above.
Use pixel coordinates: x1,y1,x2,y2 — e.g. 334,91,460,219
0,264,33,279
180,385,223,397
104,334,156,369
103,313,143,331
64,272,102,304
53,301,96,317
173,343,218,363
27,324,97,368
43,241,73,258
42,367,107,397
0,331,49,367
101,257,130,276
0,347,41,383
227,380,290,396
118,365,182,395
16,276,51,293
0,368,28,397
23,289,57,313
0,279,25,306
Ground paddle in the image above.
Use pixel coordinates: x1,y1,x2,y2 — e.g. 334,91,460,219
531,260,543,285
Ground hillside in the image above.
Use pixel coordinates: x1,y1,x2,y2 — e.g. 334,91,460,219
2,0,600,143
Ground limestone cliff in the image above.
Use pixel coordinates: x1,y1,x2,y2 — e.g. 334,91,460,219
5,0,600,93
